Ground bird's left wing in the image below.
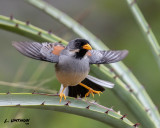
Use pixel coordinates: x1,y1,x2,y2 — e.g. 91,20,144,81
12,42,65,63
88,50,128,64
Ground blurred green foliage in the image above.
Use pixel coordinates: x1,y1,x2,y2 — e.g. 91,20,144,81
0,0,160,128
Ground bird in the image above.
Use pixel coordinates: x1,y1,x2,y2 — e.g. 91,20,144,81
12,38,128,102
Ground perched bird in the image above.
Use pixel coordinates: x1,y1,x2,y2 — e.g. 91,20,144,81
12,38,128,102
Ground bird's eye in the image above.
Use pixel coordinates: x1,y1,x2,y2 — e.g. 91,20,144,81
75,42,80,47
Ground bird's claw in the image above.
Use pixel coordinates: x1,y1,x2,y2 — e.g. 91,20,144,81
59,92,66,103
85,89,102,98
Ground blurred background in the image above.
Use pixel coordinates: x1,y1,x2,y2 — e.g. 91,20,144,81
0,0,160,128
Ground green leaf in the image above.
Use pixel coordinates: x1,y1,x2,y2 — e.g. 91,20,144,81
0,93,134,128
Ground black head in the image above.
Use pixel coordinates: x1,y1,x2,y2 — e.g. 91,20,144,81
68,38,92,50
68,38,92,59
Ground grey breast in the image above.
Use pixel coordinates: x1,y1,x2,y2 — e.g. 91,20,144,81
55,51,90,86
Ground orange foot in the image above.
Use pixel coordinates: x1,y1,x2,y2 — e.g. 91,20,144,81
79,83,103,98
85,88,102,98
59,92,66,103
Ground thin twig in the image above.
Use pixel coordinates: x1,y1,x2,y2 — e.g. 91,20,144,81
0,81,56,93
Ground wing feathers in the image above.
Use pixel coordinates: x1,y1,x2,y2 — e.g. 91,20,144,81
12,42,42,60
89,50,128,64
12,42,65,63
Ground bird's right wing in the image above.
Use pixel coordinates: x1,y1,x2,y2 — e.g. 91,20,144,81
12,42,65,63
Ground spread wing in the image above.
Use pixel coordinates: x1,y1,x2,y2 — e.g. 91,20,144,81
12,42,65,63
88,50,128,64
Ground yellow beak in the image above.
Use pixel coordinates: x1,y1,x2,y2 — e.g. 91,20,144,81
82,44,92,50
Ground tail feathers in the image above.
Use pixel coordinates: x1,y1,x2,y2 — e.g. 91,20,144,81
68,85,89,98
86,75,114,88
60,75,114,98
12,42,43,60
59,84,87,98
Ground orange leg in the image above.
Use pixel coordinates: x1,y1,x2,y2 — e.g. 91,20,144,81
59,87,66,103
79,83,102,98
